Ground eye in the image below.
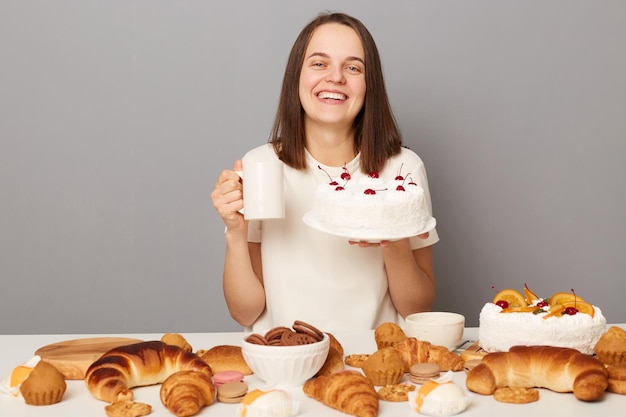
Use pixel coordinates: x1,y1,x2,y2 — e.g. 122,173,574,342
346,64,363,73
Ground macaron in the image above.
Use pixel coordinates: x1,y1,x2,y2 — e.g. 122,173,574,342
217,381,249,403
409,363,441,384
213,370,245,387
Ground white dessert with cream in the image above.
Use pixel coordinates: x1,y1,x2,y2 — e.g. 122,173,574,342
479,299,607,355
237,389,300,417
408,371,471,416
305,171,432,239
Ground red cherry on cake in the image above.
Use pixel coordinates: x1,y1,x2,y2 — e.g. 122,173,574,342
564,306,578,315
395,163,405,181
537,300,549,308
340,165,351,181
368,171,379,179
318,165,339,186
495,300,509,309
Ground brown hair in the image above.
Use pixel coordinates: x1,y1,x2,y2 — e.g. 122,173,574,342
269,12,403,174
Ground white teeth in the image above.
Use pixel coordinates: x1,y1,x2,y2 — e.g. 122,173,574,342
318,92,346,100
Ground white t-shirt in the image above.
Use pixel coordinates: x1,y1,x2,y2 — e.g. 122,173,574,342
242,144,439,332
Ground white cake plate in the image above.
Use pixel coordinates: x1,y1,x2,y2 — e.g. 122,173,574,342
302,212,437,243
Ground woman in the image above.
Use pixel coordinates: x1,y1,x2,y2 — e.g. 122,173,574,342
211,12,439,332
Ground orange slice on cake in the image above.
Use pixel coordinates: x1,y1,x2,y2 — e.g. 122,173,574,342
561,300,595,317
549,292,586,306
492,289,527,308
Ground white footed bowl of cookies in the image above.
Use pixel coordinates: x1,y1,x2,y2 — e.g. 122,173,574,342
241,321,330,388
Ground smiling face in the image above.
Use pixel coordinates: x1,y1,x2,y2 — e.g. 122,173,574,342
299,23,366,132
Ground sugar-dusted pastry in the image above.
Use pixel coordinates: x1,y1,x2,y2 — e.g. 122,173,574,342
303,370,378,417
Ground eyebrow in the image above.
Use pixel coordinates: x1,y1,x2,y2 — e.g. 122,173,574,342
306,52,365,65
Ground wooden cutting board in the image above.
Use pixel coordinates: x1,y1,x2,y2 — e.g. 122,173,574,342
35,337,143,380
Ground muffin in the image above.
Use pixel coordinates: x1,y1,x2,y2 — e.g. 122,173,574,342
594,326,626,365
374,322,407,349
19,360,67,405
606,363,626,395
362,347,405,386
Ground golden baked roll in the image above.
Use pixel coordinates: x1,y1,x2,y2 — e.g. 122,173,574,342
85,341,212,403
19,360,67,406
361,347,405,386
303,370,378,417
160,370,215,417
374,322,406,349
466,345,608,401
196,345,252,375
391,337,431,372
594,326,626,365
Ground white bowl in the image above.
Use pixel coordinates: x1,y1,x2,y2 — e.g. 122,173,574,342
241,333,330,388
405,312,465,350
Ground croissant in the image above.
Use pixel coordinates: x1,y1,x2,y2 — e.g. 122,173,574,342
160,370,215,417
85,340,213,403
391,337,463,372
466,345,608,401
303,370,378,417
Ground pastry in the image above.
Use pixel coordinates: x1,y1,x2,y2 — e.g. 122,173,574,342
391,337,431,372
606,363,626,395
161,333,193,352
85,340,212,403
197,345,252,375
426,345,464,372
465,345,608,401
105,400,152,417
212,370,244,387
462,359,482,374
303,370,378,417
316,343,345,376
409,363,440,384
493,386,539,404
594,326,626,365
361,347,405,386
19,360,67,405
216,381,248,403
374,322,407,349
377,383,415,402
344,354,370,368
160,370,215,417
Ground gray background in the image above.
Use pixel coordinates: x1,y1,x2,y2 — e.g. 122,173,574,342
2,0,625,334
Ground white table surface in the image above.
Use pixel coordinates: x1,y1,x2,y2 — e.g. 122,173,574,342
1,325,625,417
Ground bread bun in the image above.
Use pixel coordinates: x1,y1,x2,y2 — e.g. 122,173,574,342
196,345,252,375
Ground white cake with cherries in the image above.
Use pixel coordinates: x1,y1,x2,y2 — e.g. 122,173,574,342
304,171,432,240
478,287,607,355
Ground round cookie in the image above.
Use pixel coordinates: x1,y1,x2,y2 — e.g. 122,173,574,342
292,320,324,341
264,327,292,344
409,363,440,384
281,331,318,346
217,381,249,404
377,383,415,402
245,334,269,345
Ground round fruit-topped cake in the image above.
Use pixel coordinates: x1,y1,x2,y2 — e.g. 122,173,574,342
478,285,606,355
304,167,432,239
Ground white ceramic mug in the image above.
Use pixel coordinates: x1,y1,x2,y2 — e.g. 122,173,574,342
238,159,285,220
405,312,465,350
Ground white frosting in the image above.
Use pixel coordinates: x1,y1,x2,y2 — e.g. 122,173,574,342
308,176,429,238
478,302,607,354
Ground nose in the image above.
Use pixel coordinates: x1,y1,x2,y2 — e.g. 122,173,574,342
325,66,345,84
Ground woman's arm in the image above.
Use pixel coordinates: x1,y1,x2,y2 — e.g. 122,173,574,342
211,161,266,327
382,239,435,318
